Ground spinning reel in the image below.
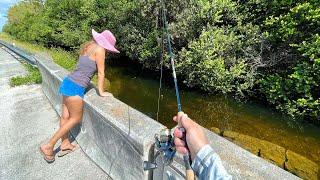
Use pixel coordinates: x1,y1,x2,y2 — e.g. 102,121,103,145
143,128,176,171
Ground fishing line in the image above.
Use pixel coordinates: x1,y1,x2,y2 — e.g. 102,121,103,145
156,5,165,122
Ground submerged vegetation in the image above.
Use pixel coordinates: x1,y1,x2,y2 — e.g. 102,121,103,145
2,0,319,124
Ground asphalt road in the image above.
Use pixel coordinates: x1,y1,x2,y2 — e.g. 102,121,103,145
0,47,110,180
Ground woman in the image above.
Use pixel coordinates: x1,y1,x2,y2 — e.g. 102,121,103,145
40,29,120,163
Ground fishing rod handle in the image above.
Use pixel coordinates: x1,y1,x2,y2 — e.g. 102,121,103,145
185,168,195,180
179,127,195,180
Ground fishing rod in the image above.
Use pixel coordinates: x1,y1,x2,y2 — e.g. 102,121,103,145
143,1,195,180
160,1,194,179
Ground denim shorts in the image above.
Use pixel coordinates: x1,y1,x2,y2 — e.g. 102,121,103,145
59,77,85,98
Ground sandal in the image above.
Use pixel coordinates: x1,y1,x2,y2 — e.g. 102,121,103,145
39,147,55,163
57,144,79,157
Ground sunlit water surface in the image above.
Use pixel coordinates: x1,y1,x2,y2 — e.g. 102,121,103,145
103,59,320,165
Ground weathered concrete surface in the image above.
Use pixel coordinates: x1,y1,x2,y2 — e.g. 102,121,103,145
210,127,221,135
223,130,286,168
0,48,110,180
221,130,318,179
35,53,165,180
285,150,319,180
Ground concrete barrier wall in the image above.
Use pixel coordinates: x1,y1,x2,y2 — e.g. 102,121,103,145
35,53,299,180
35,53,165,180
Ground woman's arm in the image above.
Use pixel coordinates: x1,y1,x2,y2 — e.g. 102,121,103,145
95,47,112,97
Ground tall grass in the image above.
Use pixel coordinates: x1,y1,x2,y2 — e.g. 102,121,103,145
10,63,42,86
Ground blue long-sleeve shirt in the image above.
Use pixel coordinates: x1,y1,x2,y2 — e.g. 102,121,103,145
191,145,232,180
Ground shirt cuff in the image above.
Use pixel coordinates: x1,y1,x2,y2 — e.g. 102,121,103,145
191,144,215,175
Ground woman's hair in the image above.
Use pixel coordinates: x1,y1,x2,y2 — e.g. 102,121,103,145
79,39,97,56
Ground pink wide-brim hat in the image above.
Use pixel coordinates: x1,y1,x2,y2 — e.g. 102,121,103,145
92,29,120,53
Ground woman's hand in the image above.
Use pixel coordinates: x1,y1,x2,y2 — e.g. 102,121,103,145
100,91,113,97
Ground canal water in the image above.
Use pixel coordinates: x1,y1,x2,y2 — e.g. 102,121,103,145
103,58,320,165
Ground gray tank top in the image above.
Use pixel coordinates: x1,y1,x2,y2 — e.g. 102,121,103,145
68,46,98,87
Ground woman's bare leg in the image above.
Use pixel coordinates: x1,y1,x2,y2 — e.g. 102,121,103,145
40,96,83,159
60,98,75,150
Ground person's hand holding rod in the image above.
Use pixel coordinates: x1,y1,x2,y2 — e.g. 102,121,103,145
173,112,232,180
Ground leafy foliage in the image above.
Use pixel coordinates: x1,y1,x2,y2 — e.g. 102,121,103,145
175,0,261,95
3,0,50,43
237,0,306,25
259,2,320,122
2,0,319,123
178,26,256,95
